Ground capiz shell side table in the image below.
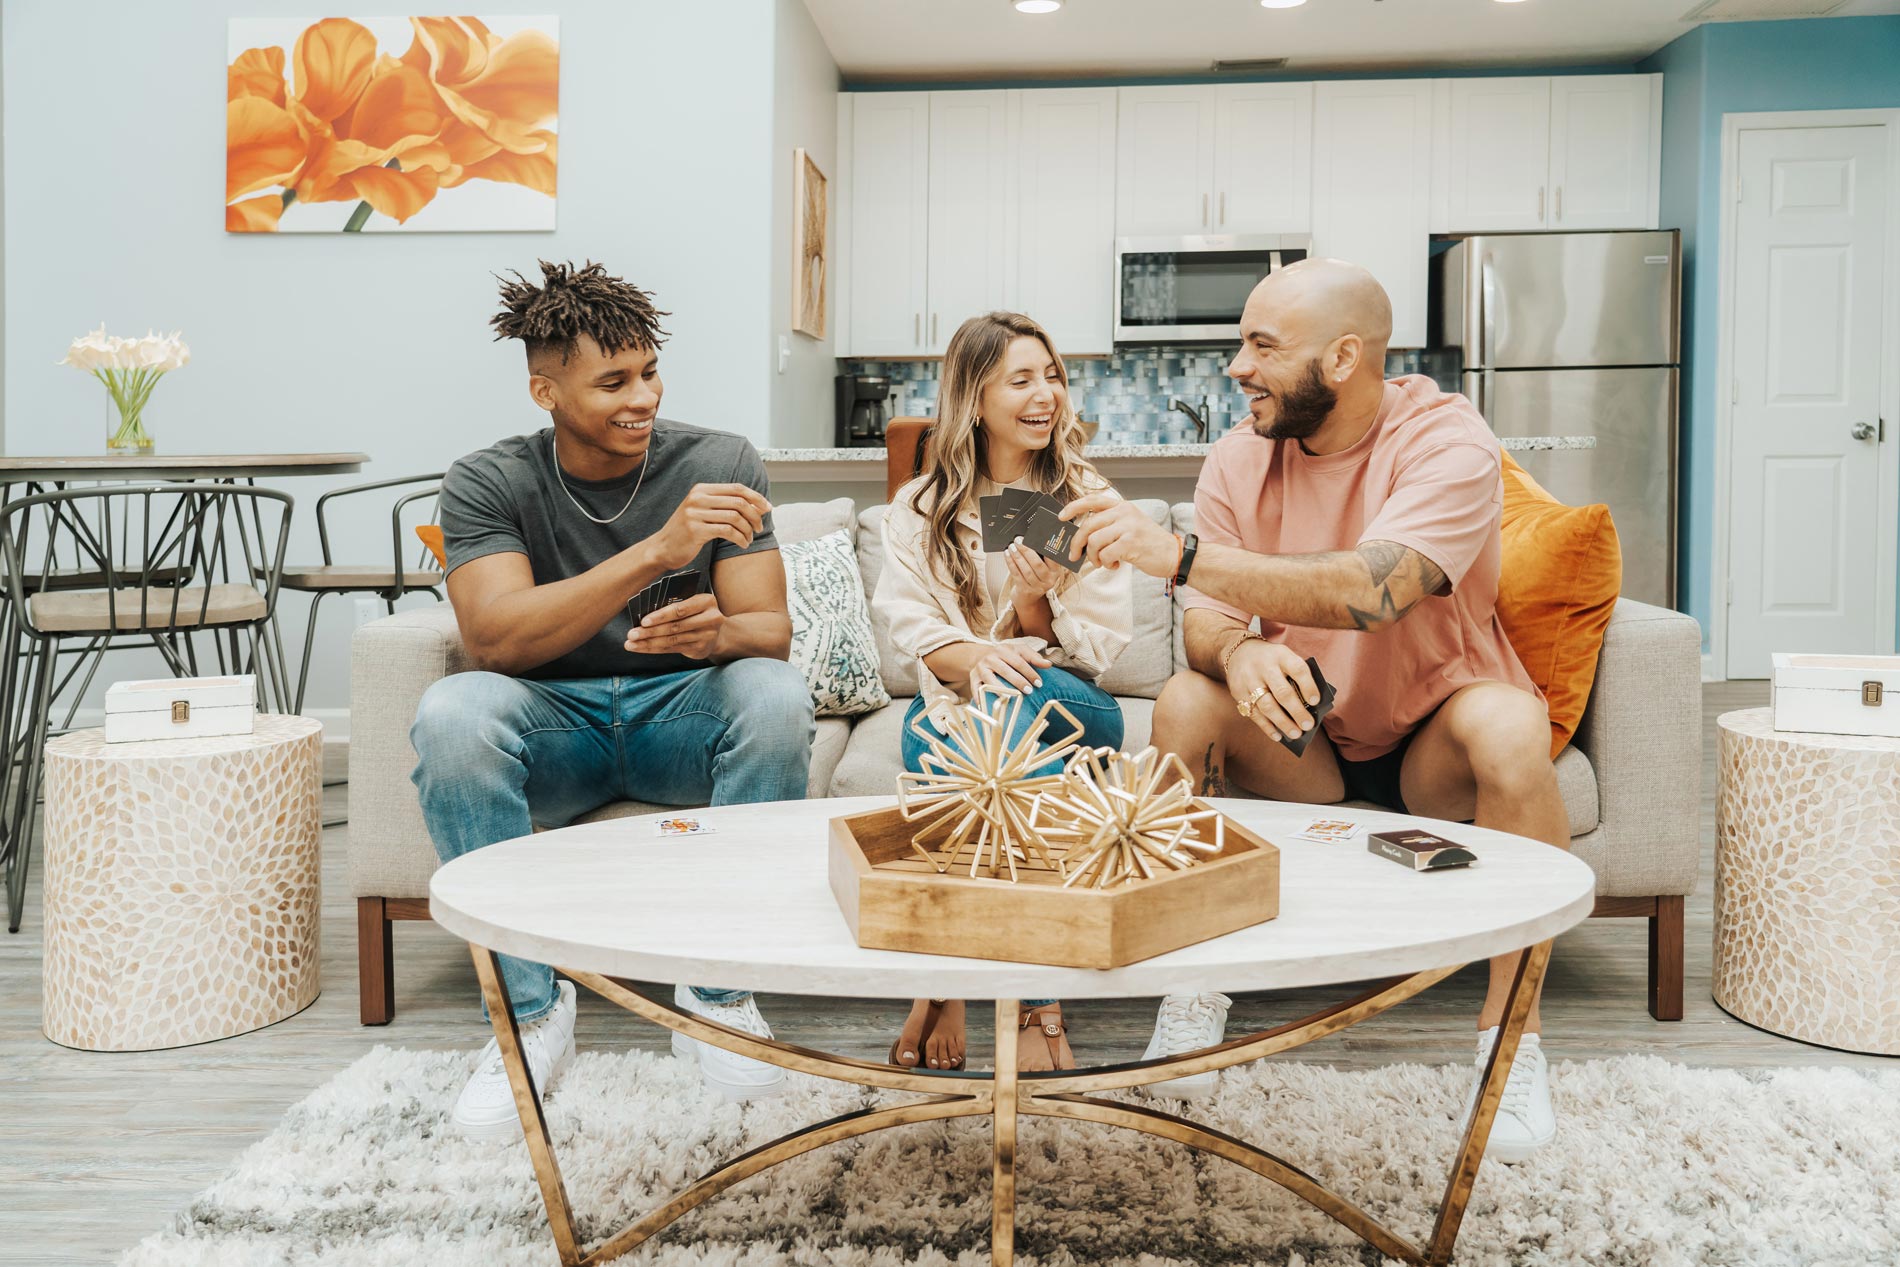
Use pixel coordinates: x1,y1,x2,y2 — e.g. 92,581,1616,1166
41,714,323,1051
1713,708,1900,1055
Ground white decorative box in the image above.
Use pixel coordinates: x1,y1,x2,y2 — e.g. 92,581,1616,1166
1771,654,1900,739
104,675,257,743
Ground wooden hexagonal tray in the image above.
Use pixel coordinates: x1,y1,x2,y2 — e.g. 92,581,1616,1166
827,800,1279,969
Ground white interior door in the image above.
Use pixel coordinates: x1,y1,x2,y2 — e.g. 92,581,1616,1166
925,90,1010,355
1014,88,1117,355
1727,124,1890,677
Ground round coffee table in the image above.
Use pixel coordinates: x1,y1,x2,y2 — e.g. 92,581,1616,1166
430,795,1595,1267
1713,708,1900,1055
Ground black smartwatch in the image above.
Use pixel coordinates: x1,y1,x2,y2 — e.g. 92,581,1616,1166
1173,532,1199,588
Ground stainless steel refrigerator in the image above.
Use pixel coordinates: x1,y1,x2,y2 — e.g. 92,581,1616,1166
1434,230,1681,609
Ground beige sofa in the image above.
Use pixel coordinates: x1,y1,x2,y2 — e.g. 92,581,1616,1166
349,497,1703,1025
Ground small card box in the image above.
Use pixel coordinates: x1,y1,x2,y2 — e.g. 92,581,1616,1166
1368,828,1476,872
1771,653,1900,739
104,675,256,743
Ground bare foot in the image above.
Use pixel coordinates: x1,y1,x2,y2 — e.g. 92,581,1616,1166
1017,1003,1075,1071
891,998,966,1070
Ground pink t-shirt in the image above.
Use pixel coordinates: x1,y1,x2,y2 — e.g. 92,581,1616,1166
1179,375,1536,762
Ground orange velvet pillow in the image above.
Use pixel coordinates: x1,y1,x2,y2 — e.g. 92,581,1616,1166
416,524,447,570
1496,453,1622,758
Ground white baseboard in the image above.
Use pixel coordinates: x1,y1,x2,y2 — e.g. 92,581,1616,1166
1701,653,1722,683
55,707,350,742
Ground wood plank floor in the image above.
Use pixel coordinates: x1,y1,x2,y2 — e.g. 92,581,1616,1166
3,681,1889,1265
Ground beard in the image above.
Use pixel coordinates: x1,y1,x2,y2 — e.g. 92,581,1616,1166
1254,359,1337,442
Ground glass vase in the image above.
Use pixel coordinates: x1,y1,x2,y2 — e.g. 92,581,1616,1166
106,394,154,454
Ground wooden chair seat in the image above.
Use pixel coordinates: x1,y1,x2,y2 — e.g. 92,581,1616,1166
28,583,267,633
276,565,443,592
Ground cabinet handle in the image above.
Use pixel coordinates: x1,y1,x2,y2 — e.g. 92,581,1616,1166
931,313,939,345
1555,186,1563,221
1538,187,1546,221
1202,193,1209,228
1219,191,1226,226
914,313,921,346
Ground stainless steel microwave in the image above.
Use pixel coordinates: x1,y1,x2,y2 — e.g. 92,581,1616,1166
1113,234,1311,344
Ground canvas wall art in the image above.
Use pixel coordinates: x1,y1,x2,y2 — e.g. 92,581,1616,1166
793,148,828,339
226,16,559,233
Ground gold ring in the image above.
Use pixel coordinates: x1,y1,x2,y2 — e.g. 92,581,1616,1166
1236,686,1268,719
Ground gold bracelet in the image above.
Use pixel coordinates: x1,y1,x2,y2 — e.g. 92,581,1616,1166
1219,631,1266,679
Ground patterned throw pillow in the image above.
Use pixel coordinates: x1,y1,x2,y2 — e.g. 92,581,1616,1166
783,529,891,717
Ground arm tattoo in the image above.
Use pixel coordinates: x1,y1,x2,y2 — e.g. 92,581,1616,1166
1200,742,1227,797
1347,543,1449,632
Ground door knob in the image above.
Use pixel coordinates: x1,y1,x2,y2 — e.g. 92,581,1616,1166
1852,422,1876,441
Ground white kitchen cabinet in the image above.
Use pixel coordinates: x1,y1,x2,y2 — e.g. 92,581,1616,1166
1116,84,1312,237
843,92,930,357
1548,74,1658,230
1443,74,1659,233
925,90,1010,354
1114,87,1217,236
1446,78,1552,231
1312,80,1434,349
1213,83,1313,234
1013,88,1118,355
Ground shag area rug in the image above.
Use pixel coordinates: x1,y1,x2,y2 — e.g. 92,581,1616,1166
120,1046,1899,1267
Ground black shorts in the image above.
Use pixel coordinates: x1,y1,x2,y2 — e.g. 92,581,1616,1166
1336,729,1416,814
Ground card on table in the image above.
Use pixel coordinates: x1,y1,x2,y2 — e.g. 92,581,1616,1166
655,815,717,837
1276,657,1338,758
1292,816,1360,845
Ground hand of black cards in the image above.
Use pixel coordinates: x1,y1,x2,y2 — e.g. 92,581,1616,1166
627,568,706,626
1277,657,1337,758
978,489,1084,572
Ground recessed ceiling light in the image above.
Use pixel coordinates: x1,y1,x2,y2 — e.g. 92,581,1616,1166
1494,0,1531,4
1259,0,1307,8
1013,0,1062,12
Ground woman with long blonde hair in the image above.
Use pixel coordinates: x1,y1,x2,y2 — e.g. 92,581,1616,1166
874,311,1133,1075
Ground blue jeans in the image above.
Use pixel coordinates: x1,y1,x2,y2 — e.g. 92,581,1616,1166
411,658,815,1022
902,666,1124,1011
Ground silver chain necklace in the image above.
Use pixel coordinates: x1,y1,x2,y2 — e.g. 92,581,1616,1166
549,431,650,525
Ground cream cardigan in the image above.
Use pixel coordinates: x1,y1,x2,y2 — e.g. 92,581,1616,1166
876,474,1135,733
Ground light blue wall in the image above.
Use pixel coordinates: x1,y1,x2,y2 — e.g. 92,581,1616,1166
1640,16,1900,654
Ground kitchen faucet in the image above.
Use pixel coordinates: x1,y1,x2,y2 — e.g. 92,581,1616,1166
1169,396,1210,441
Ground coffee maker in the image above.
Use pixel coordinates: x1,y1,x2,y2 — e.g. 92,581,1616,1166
834,373,891,448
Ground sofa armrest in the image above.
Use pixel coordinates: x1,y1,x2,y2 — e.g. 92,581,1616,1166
1570,598,1703,897
346,604,470,897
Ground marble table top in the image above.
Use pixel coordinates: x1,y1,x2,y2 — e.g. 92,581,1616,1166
760,436,1596,464
0,452,368,482
429,796,1596,999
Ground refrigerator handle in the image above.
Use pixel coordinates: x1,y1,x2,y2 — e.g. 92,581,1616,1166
1478,253,1497,421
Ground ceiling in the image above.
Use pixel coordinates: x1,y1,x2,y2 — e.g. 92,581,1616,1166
806,0,1900,82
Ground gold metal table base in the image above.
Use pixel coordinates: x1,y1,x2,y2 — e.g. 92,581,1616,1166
470,941,1552,1267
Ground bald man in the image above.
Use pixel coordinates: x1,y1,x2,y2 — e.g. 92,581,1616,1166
1061,259,1564,1163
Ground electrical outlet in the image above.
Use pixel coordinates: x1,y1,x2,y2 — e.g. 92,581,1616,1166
353,598,381,629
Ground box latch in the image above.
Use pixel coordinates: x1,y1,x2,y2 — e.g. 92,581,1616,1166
170,700,190,724
1864,681,1885,707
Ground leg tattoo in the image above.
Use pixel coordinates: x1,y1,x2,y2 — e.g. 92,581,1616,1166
1200,742,1227,797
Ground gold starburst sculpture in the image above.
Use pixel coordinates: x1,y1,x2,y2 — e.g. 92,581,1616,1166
1036,746,1227,889
896,688,1085,880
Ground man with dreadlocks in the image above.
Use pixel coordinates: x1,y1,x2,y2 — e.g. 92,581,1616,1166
411,260,814,1136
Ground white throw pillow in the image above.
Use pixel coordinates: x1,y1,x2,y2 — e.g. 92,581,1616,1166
783,529,892,717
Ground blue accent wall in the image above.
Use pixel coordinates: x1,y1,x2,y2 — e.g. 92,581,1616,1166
1639,16,1900,657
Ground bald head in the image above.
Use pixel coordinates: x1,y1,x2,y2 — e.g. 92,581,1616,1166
1249,257,1393,356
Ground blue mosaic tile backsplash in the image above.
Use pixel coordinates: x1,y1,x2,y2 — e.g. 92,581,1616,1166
846,347,1460,445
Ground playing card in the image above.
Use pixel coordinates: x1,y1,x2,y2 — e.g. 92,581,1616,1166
980,488,1042,551
1019,504,1084,572
1276,657,1337,758
1292,816,1359,844
655,815,716,837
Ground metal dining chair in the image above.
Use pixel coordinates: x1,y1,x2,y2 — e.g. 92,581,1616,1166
274,473,445,717
0,484,293,932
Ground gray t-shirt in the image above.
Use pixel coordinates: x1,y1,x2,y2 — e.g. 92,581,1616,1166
439,421,777,680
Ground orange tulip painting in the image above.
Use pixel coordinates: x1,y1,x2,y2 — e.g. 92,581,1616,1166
226,16,558,233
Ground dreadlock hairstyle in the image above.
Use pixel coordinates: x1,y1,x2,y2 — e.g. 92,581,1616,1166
490,260,670,366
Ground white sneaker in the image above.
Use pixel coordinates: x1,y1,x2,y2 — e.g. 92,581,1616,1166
1460,1026,1555,1164
670,986,786,1102
1139,993,1233,1100
451,980,577,1140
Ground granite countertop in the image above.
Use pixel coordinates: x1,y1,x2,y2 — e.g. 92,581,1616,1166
760,435,1595,463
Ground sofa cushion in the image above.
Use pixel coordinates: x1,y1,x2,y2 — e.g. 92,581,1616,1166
1094,499,1174,700
829,696,1156,798
784,529,890,717
773,496,856,546
855,504,917,697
